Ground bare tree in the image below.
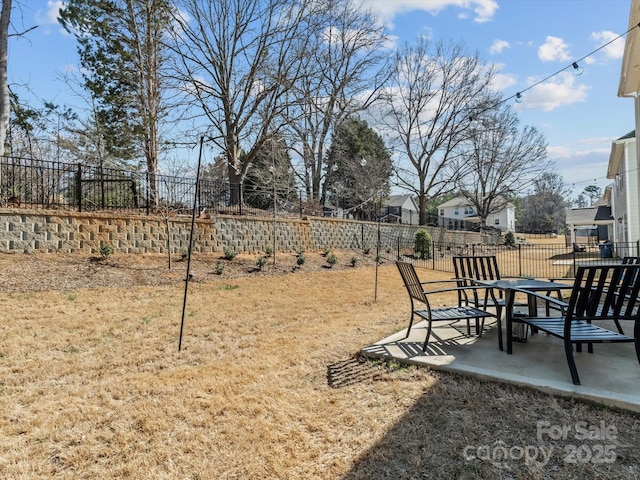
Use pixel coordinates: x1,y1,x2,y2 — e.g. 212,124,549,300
285,0,390,204
0,0,10,160
168,0,312,205
381,38,496,225
456,104,549,227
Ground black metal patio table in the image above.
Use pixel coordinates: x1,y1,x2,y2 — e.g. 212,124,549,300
473,278,574,353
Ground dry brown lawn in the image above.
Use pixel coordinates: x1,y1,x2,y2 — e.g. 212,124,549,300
1,251,639,479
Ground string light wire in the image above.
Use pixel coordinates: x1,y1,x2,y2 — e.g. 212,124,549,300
474,22,640,117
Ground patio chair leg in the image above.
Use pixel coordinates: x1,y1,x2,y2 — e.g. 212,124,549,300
497,316,503,351
634,321,640,365
405,313,415,339
422,321,433,353
614,319,623,334
565,340,581,385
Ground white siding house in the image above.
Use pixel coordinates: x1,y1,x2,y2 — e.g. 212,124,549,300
613,0,640,247
437,196,515,232
607,131,639,245
381,194,419,225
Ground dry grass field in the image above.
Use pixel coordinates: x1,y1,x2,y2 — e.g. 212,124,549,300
1,250,639,479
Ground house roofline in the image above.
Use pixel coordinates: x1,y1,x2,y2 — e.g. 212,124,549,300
618,0,640,97
607,135,635,179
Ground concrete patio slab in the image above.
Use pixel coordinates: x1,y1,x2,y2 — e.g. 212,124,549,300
360,317,640,413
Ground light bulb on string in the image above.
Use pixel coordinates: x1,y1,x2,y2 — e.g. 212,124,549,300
572,62,584,76
515,92,523,104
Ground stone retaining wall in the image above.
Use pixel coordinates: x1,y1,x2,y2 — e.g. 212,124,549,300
0,209,490,254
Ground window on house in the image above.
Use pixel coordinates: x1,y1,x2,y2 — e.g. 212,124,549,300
454,208,459,216
494,219,500,225
439,209,444,216
465,206,474,215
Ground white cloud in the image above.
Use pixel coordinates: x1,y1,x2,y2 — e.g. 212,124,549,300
36,1,63,25
547,144,609,161
358,0,498,24
489,39,510,55
538,36,571,62
547,144,612,195
516,73,589,111
488,62,517,91
591,30,625,59
492,72,517,91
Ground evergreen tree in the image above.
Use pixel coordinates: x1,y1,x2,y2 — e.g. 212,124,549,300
519,171,570,233
59,0,171,202
244,134,296,210
325,117,392,220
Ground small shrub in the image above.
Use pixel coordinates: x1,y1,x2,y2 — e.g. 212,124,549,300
504,231,516,247
296,253,306,266
223,247,238,260
100,244,114,259
414,229,432,260
264,244,274,257
215,261,225,275
256,255,268,270
322,246,331,257
326,252,338,267
350,256,358,267
363,245,371,255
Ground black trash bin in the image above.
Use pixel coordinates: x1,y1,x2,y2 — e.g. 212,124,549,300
599,241,613,259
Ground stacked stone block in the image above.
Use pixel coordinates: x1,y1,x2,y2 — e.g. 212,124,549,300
0,209,486,255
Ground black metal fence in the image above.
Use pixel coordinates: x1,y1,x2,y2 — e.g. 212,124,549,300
0,156,309,217
0,156,436,224
329,204,425,225
379,238,640,280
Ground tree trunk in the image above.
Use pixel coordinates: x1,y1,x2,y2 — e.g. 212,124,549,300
418,192,428,226
228,165,243,206
0,0,11,160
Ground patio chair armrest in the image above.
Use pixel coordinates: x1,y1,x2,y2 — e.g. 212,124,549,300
419,279,461,286
425,285,499,296
510,287,570,310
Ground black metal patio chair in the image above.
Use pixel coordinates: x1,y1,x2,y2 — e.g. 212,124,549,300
507,264,640,385
396,261,496,352
622,256,640,264
452,255,526,335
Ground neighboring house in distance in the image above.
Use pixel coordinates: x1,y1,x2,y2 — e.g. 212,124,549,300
437,196,515,232
381,194,419,225
565,187,614,245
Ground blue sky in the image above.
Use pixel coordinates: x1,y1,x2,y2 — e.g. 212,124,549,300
8,0,636,199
